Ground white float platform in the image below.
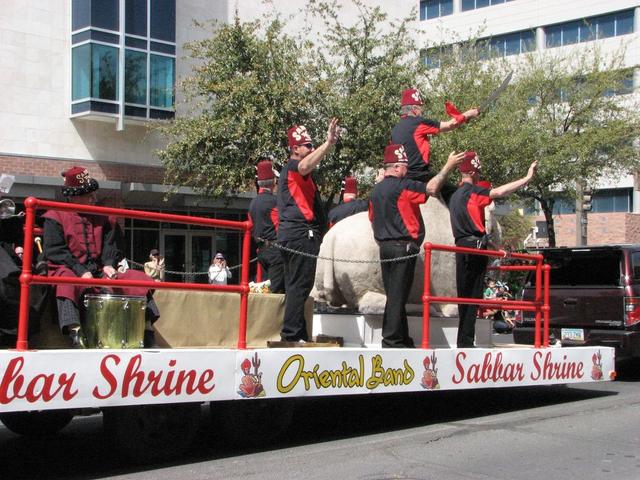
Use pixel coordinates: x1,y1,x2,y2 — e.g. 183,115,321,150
312,312,494,348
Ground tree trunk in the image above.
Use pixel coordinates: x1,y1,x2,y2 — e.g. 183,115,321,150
538,197,556,247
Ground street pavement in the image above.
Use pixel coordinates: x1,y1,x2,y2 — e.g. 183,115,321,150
1,362,639,480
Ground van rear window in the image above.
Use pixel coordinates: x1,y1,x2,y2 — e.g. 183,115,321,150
529,251,621,286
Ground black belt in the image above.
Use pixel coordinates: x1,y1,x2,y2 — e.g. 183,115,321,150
456,235,488,249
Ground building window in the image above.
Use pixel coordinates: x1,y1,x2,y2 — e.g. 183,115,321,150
461,0,515,12
603,69,635,97
478,30,536,58
545,9,634,48
150,55,175,108
420,0,453,21
71,0,175,121
592,188,633,213
421,45,454,69
125,50,147,104
72,43,119,101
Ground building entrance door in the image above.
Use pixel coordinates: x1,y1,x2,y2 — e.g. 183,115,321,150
161,231,215,283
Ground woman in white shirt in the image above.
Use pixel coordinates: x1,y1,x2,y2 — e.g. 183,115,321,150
208,253,232,285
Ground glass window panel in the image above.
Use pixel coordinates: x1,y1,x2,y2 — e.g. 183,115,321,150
596,14,616,39
579,21,596,42
426,1,439,20
150,54,175,108
563,21,580,45
461,0,475,11
150,0,176,42
92,0,119,31
476,0,490,8
72,0,91,31
420,1,427,20
126,0,147,36
504,33,520,56
125,49,147,104
616,10,634,36
545,25,562,48
491,0,505,4
521,31,536,52
593,194,614,213
72,44,91,100
441,0,453,17
91,44,118,101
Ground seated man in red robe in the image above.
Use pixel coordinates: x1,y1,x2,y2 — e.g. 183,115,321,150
43,166,159,348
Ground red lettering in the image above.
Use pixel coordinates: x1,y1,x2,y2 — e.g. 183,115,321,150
452,352,466,384
0,357,77,404
93,354,120,400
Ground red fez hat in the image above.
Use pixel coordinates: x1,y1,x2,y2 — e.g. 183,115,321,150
287,125,313,148
476,180,492,190
459,151,481,174
256,159,276,181
61,166,99,197
401,88,424,107
384,144,408,164
342,176,357,196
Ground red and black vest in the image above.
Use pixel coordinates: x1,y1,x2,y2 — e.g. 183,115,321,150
369,176,427,244
449,182,493,243
277,158,326,241
391,115,440,175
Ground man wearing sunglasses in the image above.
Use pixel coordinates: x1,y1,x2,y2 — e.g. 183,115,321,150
277,118,340,342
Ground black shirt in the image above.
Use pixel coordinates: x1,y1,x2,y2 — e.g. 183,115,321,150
248,190,278,244
449,182,493,242
369,176,427,244
391,115,440,175
328,199,369,228
277,158,326,241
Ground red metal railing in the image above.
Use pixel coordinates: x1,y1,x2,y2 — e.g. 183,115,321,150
16,197,253,351
422,242,549,349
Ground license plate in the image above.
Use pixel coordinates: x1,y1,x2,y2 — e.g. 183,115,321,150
561,328,584,342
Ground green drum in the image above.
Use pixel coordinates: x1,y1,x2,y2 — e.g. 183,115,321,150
83,294,146,349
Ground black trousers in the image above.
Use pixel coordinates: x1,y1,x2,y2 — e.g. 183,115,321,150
455,241,488,348
257,245,285,293
280,235,320,341
379,241,418,348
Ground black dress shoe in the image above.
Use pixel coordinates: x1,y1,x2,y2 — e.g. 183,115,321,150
69,329,86,349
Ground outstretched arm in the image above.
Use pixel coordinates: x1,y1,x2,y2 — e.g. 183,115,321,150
439,108,480,132
426,151,466,195
298,118,340,176
490,161,538,199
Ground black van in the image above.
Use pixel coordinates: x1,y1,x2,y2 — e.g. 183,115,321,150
513,245,640,362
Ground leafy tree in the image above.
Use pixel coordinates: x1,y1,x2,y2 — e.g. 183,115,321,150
157,17,314,197
425,41,640,247
157,1,424,208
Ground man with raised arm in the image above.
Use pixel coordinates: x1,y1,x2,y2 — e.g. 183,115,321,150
391,88,479,202
449,153,537,348
369,144,465,348
277,118,340,342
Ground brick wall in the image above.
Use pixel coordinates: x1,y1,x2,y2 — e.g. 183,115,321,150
0,155,165,185
534,212,640,246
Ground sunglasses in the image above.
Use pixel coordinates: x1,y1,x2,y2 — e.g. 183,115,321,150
301,143,314,149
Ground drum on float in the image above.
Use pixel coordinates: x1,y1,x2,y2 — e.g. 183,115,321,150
83,294,146,348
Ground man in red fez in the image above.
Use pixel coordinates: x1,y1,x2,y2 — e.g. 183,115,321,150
369,145,465,348
327,176,370,228
43,167,159,348
391,88,479,203
248,157,285,293
449,152,537,347
277,118,340,342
